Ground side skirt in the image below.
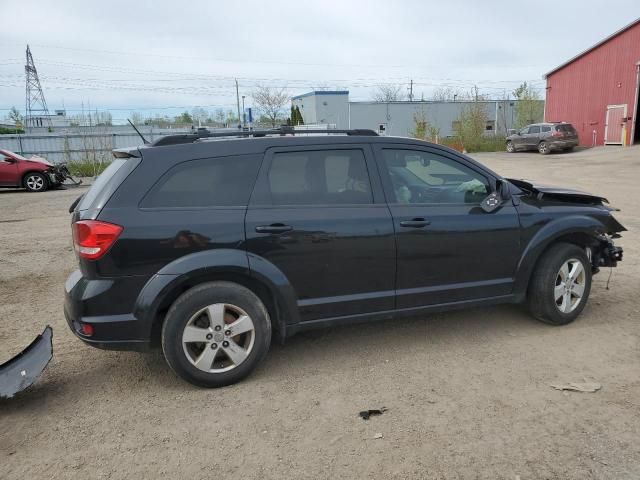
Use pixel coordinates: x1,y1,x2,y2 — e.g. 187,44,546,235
286,294,519,337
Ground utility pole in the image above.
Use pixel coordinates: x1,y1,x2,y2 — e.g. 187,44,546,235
242,95,246,128
408,79,414,102
235,79,241,129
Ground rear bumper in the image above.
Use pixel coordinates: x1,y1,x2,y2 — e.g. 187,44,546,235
549,139,579,149
64,269,151,351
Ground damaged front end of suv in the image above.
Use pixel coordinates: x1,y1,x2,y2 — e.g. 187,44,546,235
508,178,625,274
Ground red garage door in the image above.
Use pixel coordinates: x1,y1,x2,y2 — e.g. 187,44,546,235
605,105,626,144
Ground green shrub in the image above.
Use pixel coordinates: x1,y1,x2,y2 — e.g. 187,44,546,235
442,135,506,153
0,127,25,134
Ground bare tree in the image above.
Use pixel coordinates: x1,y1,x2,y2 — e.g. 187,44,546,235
372,84,404,102
214,108,225,125
252,86,290,127
431,87,461,102
8,106,23,125
191,107,208,126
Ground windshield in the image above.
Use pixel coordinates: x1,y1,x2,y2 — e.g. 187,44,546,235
0,150,26,160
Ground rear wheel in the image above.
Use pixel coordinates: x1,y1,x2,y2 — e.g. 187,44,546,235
506,141,515,153
538,141,550,155
527,243,592,325
162,281,271,387
24,172,48,192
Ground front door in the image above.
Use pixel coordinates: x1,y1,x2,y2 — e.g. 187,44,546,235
0,154,18,186
524,125,541,149
244,145,396,322
605,104,626,144
374,145,521,309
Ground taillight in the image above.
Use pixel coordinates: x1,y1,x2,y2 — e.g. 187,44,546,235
72,220,123,260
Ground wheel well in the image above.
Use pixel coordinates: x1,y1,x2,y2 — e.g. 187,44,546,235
524,232,599,292
149,272,281,346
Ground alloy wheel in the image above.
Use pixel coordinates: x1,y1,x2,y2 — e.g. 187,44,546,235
26,175,45,191
554,258,586,314
181,303,255,373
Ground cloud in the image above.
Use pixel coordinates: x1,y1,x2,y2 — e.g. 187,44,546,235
1,0,638,122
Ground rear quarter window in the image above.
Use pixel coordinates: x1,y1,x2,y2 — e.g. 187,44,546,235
140,155,261,208
77,158,129,211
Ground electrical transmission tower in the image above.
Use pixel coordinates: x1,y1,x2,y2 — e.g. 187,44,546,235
25,45,52,130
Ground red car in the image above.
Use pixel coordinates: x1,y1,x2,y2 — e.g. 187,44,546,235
0,149,61,192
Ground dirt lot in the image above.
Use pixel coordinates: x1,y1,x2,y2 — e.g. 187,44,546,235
1,146,639,479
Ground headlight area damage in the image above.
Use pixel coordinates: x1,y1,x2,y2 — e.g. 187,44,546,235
507,178,625,272
0,326,52,399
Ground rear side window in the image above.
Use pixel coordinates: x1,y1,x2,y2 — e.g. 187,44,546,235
141,155,261,208
541,126,551,132
267,149,372,205
77,159,128,211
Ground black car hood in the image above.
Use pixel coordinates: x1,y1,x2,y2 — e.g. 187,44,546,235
507,178,609,204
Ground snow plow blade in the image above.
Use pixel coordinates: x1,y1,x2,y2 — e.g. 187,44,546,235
0,326,53,399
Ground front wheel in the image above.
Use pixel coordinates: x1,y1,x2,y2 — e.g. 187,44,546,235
24,172,48,192
162,281,271,388
527,243,592,325
506,141,515,153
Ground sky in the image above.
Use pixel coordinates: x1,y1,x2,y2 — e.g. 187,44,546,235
1,1,639,124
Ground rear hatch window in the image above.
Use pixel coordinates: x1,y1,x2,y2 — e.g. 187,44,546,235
555,124,577,135
76,157,139,212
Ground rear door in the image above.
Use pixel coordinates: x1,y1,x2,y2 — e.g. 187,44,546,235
374,145,521,308
244,144,395,322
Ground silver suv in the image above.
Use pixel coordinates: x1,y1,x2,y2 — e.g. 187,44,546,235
506,123,579,155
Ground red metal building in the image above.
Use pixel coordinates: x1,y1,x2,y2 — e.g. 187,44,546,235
544,18,640,146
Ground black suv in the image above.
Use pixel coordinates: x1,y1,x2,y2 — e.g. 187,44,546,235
64,128,624,387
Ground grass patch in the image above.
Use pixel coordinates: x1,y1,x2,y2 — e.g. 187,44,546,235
65,160,110,177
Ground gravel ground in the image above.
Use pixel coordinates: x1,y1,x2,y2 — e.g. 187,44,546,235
1,146,639,479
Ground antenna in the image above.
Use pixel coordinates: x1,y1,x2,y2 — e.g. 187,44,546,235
127,119,150,144
25,45,52,130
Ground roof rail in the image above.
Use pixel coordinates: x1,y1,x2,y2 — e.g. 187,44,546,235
151,126,378,147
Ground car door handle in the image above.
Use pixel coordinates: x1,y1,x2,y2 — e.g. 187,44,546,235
399,218,430,228
255,224,293,234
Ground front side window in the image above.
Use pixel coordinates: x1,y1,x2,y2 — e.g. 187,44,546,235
268,149,372,205
141,155,261,208
381,149,490,205
529,126,541,134
519,127,530,135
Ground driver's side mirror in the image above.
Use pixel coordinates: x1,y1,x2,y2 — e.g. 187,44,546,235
1,156,14,163
480,191,502,213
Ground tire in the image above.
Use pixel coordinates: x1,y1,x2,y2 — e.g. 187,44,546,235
506,141,515,153
527,243,592,325
23,172,48,192
161,281,271,388
538,141,550,155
